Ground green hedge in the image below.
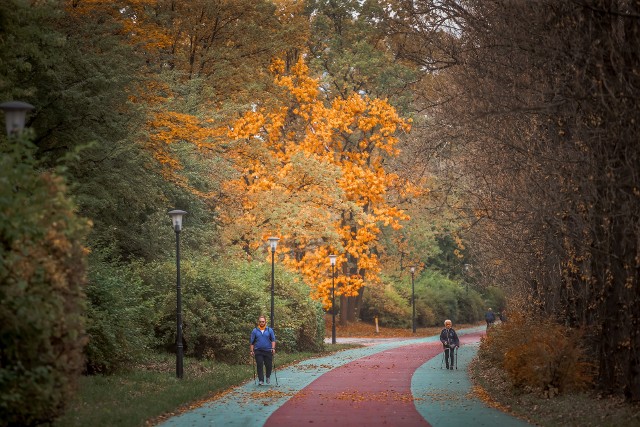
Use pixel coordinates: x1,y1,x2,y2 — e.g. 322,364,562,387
0,137,88,426
84,255,155,374
361,270,488,327
139,257,324,364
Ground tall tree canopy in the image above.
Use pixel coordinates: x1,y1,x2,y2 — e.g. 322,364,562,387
398,0,640,401
219,57,414,320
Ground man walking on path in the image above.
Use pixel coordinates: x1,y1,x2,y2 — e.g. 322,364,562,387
485,308,496,328
249,315,276,385
439,319,460,369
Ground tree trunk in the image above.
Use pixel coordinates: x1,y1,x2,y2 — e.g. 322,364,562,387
353,286,365,321
339,295,349,326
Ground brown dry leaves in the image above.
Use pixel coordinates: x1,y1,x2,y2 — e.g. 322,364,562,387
243,389,294,406
332,390,418,404
469,354,640,426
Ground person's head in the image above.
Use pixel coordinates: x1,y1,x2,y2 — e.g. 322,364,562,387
444,319,452,329
258,316,267,327
488,308,492,311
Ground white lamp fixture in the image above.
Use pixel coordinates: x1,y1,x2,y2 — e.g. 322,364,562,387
410,266,415,274
329,254,337,266
168,210,187,231
268,236,280,251
0,101,35,136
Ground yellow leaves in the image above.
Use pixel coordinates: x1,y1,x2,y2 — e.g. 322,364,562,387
453,233,466,259
218,55,416,303
274,58,319,104
269,58,286,75
264,107,289,144
228,111,267,140
151,112,215,146
373,205,409,230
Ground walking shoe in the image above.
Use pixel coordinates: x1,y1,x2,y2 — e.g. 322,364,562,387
449,367,454,370
266,377,270,384
446,365,449,369
258,380,264,385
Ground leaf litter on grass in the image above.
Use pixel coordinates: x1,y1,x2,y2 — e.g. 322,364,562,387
469,353,640,426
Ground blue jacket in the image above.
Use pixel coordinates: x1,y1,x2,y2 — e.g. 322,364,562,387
250,327,276,352
440,328,460,348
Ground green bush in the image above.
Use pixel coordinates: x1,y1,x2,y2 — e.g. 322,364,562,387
452,286,485,323
483,286,507,313
84,255,156,374
0,137,88,425
141,257,324,363
360,270,487,327
361,283,411,327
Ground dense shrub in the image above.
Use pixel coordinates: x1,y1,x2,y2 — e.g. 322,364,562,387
141,257,324,363
361,283,411,327
416,271,485,326
84,255,155,374
0,138,88,425
483,286,507,313
479,312,593,397
422,280,461,324
361,270,487,327
453,287,485,324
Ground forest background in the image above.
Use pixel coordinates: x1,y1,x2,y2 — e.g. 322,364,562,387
1,0,639,425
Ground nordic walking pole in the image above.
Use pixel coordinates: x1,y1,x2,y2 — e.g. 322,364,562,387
252,353,257,385
455,346,458,370
272,352,279,386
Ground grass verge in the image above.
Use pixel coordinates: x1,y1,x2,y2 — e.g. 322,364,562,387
54,345,357,427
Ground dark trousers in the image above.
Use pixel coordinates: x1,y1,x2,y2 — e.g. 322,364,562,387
486,320,493,328
444,347,455,368
254,350,273,381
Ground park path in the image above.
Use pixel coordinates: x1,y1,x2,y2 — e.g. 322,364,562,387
158,326,531,427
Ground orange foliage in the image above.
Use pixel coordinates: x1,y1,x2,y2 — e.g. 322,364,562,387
66,0,172,52
479,313,593,395
221,56,413,309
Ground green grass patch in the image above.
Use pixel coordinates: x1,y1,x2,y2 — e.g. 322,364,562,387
55,345,359,427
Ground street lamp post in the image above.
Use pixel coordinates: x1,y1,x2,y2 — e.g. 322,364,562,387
464,263,471,293
168,209,187,379
411,266,416,333
0,101,34,136
267,237,280,329
329,254,338,344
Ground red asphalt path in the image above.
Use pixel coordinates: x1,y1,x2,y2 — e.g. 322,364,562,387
266,332,484,427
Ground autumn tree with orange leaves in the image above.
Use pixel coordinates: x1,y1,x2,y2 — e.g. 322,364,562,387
220,57,415,323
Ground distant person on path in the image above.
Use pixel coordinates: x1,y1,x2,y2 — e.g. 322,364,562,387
485,308,496,328
499,310,507,323
250,315,276,385
439,319,460,370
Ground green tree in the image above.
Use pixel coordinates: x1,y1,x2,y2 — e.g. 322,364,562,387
305,0,418,108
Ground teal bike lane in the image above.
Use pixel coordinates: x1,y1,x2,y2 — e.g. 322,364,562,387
158,326,531,427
